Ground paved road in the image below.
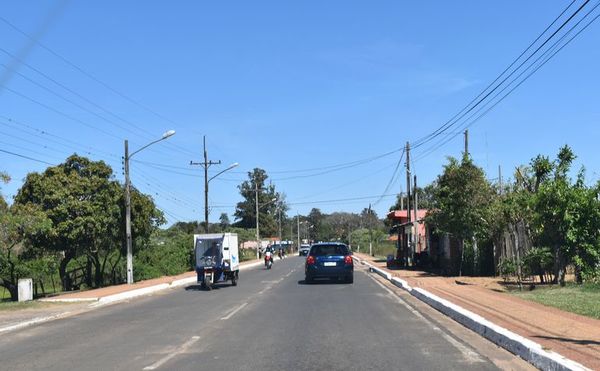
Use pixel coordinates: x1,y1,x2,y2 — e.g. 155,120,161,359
0,257,531,370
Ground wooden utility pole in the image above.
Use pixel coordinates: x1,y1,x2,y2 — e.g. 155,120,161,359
368,203,373,257
464,129,469,157
405,141,412,266
414,174,418,257
190,136,221,233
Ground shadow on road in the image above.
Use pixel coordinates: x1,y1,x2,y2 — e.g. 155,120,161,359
184,283,234,292
297,279,349,285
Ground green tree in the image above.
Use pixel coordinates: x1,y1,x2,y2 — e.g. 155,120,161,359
234,168,282,237
0,202,51,301
532,147,600,285
219,213,230,230
0,171,9,212
427,155,495,275
14,155,164,290
388,184,436,211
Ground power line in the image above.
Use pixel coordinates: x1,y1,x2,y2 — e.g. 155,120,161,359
373,149,405,206
413,1,600,163
0,16,183,129
0,148,55,165
410,0,590,151
0,115,120,160
1,84,124,141
0,47,197,159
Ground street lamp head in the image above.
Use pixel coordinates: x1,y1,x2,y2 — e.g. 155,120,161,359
227,162,240,170
162,130,176,139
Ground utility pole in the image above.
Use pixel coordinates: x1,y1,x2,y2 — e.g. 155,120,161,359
297,214,301,251
414,174,419,257
400,192,404,210
255,182,260,259
405,142,412,266
278,207,282,245
124,140,133,285
190,136,221,233
123,130,175,285
464,129,469,157
368,203,373,257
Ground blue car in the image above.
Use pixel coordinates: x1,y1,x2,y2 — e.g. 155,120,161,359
305,242,353,284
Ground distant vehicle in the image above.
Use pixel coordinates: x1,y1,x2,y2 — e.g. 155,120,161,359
299,244,311,256
305,242,353,284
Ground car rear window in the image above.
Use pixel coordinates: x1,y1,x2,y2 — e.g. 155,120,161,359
310,245,348,256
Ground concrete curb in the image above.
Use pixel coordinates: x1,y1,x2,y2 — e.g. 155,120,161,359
0,311,74,334
42,259,267,305
357,257,590,371
1,259,269,333
91,259,266,307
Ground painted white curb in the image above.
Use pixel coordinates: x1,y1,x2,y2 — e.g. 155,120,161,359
0,259,273,334
359,258,591,371
39,297,98,303
0,311,73,334
92,259,266,307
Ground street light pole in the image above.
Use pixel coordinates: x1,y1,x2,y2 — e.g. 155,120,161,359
124,130,175,284
124,140,132,285
204,137,210,233
255,182,260,260
297,214,300,252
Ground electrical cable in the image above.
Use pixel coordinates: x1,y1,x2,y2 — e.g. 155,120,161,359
413,1,600,162
0,147,55,165
410,0,589,151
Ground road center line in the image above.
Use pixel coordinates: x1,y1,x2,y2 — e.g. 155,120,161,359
143,336,200,370
220,302,248,320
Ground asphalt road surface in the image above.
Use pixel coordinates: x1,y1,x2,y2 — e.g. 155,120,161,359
0,257,533,371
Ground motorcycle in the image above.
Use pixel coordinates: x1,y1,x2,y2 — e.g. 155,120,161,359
265,252,273,269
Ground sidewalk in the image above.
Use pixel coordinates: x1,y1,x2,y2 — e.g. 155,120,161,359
0,258,262,333
355,253,600,370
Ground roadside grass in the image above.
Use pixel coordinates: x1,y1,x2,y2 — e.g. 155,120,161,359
240,248,258,262
510,283,600,320
353,241,396,260
0,296,80,311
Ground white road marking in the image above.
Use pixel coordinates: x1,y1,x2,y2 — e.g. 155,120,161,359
220,302,248,320
365,271,485,364
143,336,200,370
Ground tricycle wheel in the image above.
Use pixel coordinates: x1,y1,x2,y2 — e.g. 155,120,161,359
231,272,238,286
201,281,212,291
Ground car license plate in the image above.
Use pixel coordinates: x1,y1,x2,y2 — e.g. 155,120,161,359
324,262,337,267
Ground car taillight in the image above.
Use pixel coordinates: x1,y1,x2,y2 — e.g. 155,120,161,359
344,255,353,265
306,256,315,265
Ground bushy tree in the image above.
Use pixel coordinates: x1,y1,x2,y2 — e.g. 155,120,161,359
0,202,51,300
14,155,164,290
427,155,495,275
234,168,283,237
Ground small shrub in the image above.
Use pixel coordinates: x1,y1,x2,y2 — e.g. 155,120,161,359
498,258,517,282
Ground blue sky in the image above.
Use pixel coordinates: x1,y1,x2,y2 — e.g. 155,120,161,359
1,1,599,226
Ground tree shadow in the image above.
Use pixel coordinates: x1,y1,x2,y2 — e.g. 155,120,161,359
534,335,600,346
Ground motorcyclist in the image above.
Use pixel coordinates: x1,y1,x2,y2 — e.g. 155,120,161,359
264,246,274,267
